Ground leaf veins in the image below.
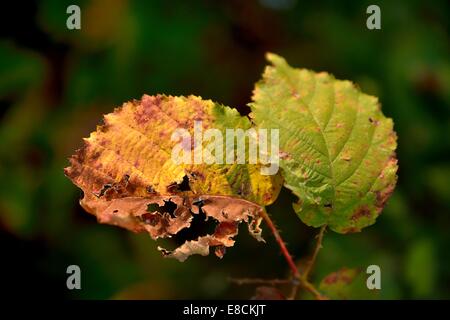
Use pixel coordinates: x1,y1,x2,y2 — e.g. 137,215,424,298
65,94,281,261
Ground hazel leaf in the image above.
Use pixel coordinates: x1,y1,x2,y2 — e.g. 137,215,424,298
250,54,398,233
65,94,282,261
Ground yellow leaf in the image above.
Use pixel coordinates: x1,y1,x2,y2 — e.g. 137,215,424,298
65,94,282,261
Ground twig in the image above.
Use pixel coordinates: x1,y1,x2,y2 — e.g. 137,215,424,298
260,208,327,300
288,280,301,300
229,277,291,286
260,208,300,278
302,280,328,300
288,225,327,299
303,225,327,279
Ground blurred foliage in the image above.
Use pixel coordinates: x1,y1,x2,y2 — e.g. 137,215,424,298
0,0,449,299
318,267,378,300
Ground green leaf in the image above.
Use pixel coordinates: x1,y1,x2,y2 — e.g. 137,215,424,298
250,53,398,233
319,267,376,300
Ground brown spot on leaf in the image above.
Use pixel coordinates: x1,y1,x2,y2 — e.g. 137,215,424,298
341,226,361,234
166,182,179,193
321,268,360,286
146,185,156,194
351,205,371,222
369,117,379,125
279,150,291,160
375,183,395,211
323,272,338,285
188,170,204,181
134,94,164,125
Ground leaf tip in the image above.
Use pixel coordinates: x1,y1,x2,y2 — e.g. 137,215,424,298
265,52,286,66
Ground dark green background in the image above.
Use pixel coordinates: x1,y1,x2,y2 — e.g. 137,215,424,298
0,0,449,299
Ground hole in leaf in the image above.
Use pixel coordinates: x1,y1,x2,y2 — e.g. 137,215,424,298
166,175,191,193
178,175,191,191
173,206,217,244
146,199,178,217
97,183,112,197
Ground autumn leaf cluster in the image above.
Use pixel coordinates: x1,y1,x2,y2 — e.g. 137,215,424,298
65,54,397,262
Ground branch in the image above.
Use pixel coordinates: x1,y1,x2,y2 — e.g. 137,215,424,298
302,280,329,300
288,225,327,299
303,225,326,279
260,208,327,300
260,208,300,278
229,277,291,286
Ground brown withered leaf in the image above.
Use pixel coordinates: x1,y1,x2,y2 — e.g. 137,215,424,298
157,195,264,261
65,94,282,261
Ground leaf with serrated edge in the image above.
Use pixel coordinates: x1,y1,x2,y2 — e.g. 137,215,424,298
250,54,397,233
65,94,282,261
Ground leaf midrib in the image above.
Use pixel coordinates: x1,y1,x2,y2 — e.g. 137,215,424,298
275,66,336,207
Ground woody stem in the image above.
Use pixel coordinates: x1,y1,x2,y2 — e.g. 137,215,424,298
260,208,300,278
303,225,327,279
260,208,328,300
